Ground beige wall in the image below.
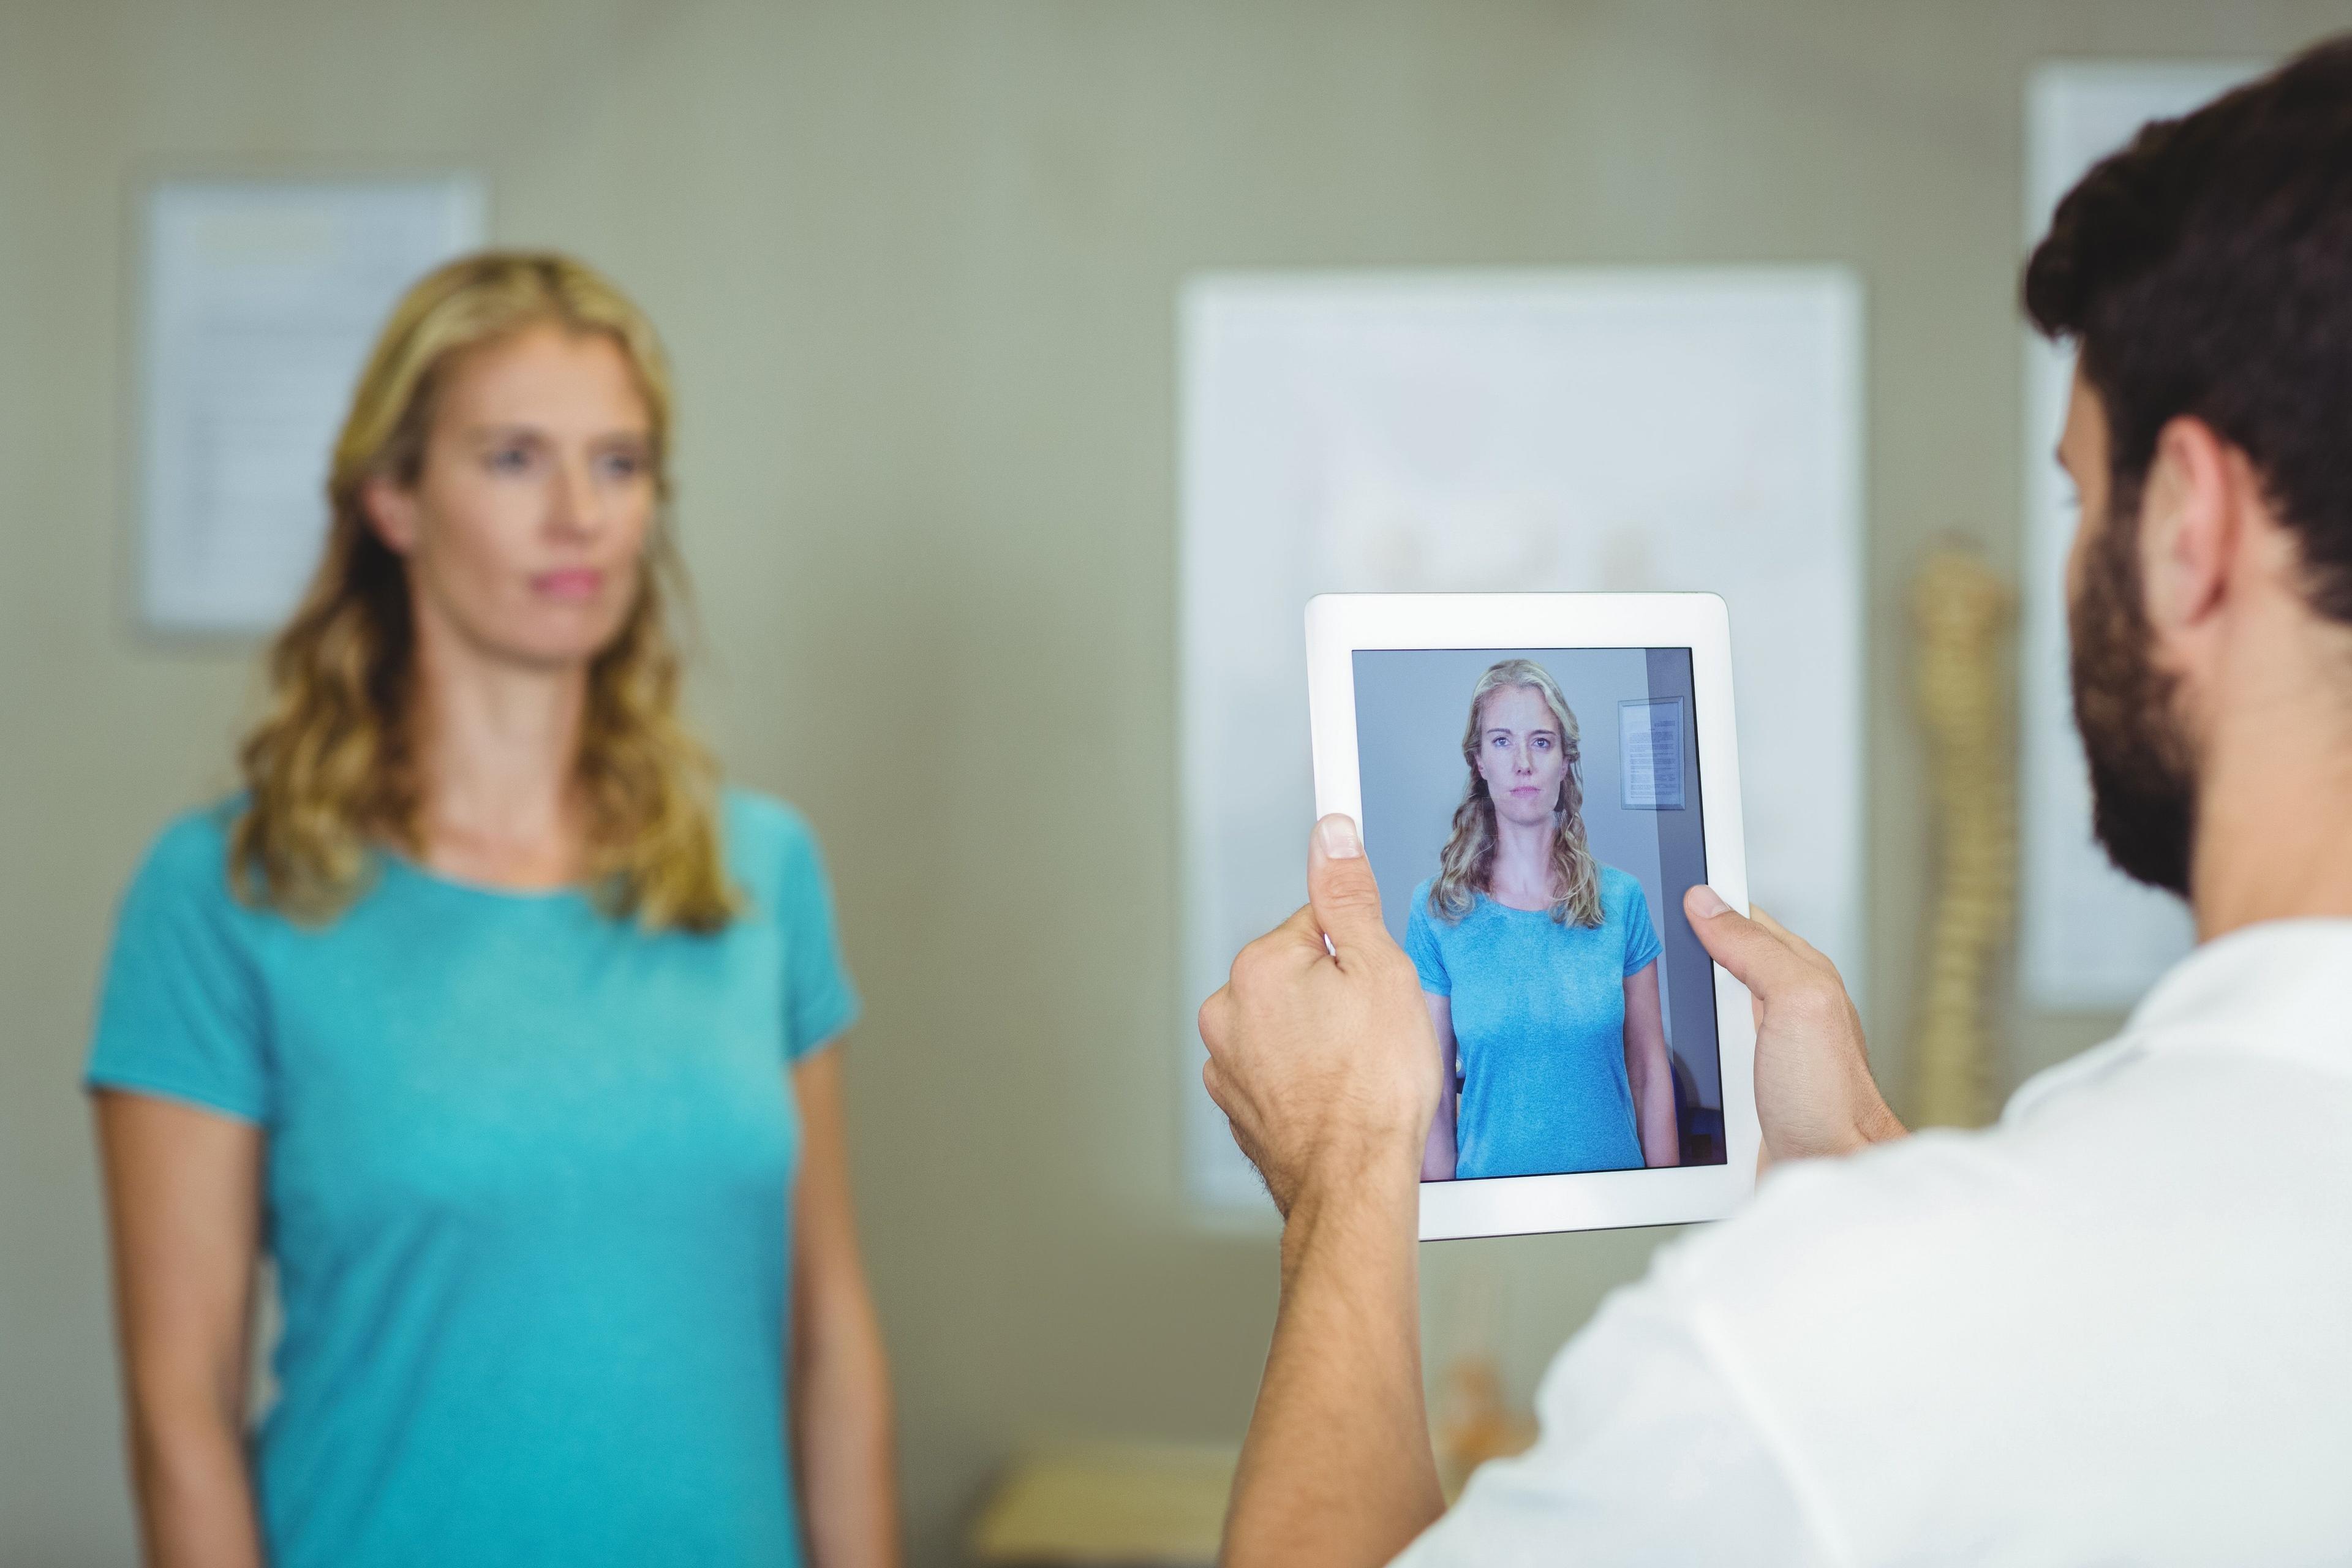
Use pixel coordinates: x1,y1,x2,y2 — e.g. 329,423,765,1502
4,2,2345,1562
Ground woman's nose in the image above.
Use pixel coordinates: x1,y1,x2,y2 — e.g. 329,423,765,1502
545,457,598,541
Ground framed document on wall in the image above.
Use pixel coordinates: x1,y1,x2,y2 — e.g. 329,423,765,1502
136,175,486,635
1618,698,1687,811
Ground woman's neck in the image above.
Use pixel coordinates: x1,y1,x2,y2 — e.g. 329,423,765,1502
409,616,589,889
1487,812,1557,910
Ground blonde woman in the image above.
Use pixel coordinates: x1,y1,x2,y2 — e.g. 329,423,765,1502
87,254,898,1568
1405,660,1679,1180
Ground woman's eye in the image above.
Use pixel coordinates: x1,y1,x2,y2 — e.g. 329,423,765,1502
487,447,533,473
1534,737,1551,750
598,451,645,481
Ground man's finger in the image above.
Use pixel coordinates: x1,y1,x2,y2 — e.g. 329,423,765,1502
1306,815,1392,964
1231,908,1329,993
1197,986,1234,1056
1683,883,1807,998
1273,902,1327,949
1202,1056,1232,1115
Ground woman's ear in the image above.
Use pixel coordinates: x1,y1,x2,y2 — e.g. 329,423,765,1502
360,473,421,556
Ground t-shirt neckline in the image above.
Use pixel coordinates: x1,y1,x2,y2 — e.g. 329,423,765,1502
377,846,587,907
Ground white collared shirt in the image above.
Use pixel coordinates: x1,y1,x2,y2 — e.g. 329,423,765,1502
1396,920,2352,1567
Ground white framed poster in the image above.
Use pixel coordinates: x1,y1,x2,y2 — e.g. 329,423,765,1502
138,175,487,634
1179,270,1864,1212
1618,698,1686,811
2018,64,2261,1009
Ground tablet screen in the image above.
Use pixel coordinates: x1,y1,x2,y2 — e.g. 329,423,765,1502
1352,647,1727,1180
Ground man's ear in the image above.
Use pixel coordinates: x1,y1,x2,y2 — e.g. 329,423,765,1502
360,473,420,556
2139,415,2241,639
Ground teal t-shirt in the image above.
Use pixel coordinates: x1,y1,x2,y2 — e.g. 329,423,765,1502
85,789,859,1568
1404,864,1661,1180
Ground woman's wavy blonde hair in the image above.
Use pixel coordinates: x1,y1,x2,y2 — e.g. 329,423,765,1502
228,251,737,933
1428,658,1603,928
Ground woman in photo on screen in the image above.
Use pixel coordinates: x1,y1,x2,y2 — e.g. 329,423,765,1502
87,254,899,1568
1406,659,1679,1180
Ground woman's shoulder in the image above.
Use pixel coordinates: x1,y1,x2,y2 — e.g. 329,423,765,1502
719,786,829,887
126,797,245,906
1595,862,1648,903
108,797,268,957
1406,876,1449,927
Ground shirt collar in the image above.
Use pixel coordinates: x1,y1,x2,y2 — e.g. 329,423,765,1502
2120,917,2352,1077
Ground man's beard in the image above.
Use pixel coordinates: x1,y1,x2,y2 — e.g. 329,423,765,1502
2067,491,2199,897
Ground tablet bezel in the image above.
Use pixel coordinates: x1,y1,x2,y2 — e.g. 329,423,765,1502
1305,592,1762,1240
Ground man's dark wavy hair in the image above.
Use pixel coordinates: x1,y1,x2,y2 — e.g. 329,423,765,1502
2024,36,2352,624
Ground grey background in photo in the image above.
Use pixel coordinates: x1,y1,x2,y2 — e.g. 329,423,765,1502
1352,647,1720,1115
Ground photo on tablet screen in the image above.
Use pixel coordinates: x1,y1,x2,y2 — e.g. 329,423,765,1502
1352,647,1727,1182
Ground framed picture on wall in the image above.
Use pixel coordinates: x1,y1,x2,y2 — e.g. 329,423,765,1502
1618,697,1686,810
135,173,486,635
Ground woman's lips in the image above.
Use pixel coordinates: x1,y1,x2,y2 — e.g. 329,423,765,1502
1509,785,1540,797
532,568,605,600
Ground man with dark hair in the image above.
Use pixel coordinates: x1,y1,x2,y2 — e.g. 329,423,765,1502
1199,37,2352,1567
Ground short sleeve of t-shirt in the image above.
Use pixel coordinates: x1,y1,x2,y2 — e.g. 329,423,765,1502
86,811,270,1125
1404,885,1450,997
1618,873,1664,977
760,801,861,1061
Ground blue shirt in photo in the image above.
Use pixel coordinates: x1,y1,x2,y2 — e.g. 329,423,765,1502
1404,864,1662,1180
85,789,858,1568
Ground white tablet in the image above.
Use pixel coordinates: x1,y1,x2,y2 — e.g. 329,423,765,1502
1306,593,1761,1240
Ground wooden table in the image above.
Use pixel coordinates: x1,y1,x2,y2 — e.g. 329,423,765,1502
967,1442,1239,1567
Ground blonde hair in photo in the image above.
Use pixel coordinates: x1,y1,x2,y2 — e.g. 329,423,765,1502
1429,658,1602,928
229,251,737,932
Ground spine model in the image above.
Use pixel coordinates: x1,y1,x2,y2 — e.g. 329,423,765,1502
1911,549,2016,1128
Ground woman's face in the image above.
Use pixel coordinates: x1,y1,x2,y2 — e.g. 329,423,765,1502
1474,684,1568,827
365,323,657,671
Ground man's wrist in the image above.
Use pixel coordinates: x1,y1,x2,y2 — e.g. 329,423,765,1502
1278,1140,1420,1272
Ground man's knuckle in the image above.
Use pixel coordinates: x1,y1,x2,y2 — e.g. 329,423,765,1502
1786,984,1843,1029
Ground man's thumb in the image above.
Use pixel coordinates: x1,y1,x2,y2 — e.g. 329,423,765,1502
1308,815,1389,956
1683,884,1798,995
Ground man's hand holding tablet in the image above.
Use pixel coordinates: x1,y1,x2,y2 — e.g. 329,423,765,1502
1198,813,1907,1568
1197,813,1438,1219
1683,885,1905,1169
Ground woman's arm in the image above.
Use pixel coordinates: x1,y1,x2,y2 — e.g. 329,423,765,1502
1419,993,1458,1182
93,1092,268,1568
788,1048,902,1568
1622,963,1680,1168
